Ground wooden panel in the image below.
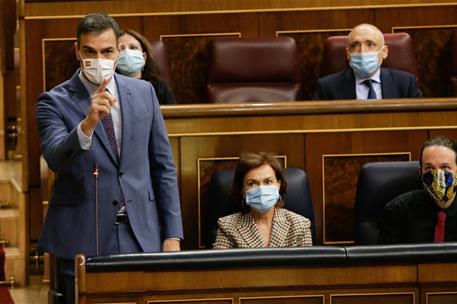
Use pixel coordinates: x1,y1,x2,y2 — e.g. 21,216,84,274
330,292,415,304
398,28,456,98
148,300,232,304
429,129,457,139
43,39,78,90
109,265,416,291
240,295,323,304
418,263,457,283
426,292,457,304
22,0,457,17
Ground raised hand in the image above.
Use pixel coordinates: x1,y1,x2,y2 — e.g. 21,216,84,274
81,78,117,136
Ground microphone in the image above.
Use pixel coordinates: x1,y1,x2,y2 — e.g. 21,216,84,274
93,163,100,256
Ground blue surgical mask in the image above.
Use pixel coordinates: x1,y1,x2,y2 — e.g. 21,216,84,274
244,185,280,213
349,50,382,78
116,49,146,76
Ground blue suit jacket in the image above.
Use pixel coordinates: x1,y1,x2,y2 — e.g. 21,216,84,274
36,71,183,259
314,68,422,100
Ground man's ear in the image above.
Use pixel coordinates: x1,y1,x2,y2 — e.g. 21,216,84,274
382,45,389,60
345,47,351,61
74,42,80,61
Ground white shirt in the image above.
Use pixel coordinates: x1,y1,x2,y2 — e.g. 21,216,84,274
355,68,382,100
77,73,122,155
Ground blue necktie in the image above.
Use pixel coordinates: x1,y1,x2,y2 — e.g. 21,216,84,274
363,79,377,99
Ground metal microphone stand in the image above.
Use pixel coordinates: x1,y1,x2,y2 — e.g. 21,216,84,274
93,164,100,256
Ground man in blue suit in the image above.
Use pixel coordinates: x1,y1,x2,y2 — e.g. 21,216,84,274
314,23,422,100
36,13,183,303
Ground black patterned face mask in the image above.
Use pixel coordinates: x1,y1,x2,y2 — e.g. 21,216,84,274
422,169,457,208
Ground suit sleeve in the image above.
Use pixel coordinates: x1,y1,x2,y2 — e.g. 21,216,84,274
213,218,233,249
377,197,408,244
301,218,313,246
36,91,84,173
147,83,184,240
408,74,423,98
313,79,327,100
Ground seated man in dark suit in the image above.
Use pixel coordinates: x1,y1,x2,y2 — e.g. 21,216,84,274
378,136,457,244
314,23,422,100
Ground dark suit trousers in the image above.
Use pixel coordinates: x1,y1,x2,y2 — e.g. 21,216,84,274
55,221,142,304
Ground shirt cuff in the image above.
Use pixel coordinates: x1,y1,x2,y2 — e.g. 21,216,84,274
77,121,92,150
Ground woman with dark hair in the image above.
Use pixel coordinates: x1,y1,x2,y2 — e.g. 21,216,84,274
116,29,176,104
213,152,312,248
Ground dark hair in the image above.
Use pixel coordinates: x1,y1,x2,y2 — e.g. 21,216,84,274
119,29,162,85
419,136,457,168
76,12,121,45
232,152,287,213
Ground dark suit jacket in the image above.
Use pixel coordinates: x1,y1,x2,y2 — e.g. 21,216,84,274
314,68,422,100
36,71,183,260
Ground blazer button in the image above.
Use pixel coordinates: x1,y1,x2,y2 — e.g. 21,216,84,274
118,171,124,177
112,200,119,206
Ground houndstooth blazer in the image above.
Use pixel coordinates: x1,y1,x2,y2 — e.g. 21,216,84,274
213,208,312,249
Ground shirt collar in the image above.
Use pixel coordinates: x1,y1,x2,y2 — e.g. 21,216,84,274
355,68,381,84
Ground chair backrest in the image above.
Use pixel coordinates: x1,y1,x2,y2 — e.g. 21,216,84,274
354,161,422,245
205,167,315,248
450,31,457,96
206,37,301,103
320,32,417,77
149,40,172,85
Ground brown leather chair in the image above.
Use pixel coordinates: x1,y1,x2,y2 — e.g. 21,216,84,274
149,40,172,85
450,32,457,96
320,32,417,77
207,37,301,103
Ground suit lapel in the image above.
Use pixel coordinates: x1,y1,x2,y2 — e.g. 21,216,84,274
341,69,357,99
116,74,134,170
269,209,290,247
237,213,265,247
380,68,395,98
69,71,118,165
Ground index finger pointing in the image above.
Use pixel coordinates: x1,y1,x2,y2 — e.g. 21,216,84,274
96,78,110,94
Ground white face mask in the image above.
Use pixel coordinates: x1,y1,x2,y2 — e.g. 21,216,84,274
80,56,116,85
